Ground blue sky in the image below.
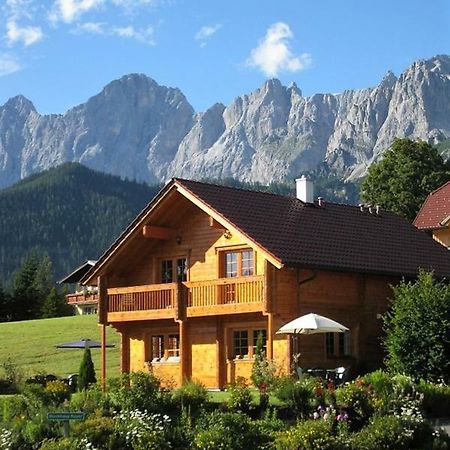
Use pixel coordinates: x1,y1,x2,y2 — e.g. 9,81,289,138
0,0,449,114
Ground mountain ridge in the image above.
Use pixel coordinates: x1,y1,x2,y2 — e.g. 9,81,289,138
1,54,449,188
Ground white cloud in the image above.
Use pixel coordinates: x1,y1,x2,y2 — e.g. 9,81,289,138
72,21,155,45
6,20,43,46
75,21,105,33
112,25,155,45
50,0,104,23
4,0,34,20
195,24,221,43
246,22,312,77
0,54,21,76
111,0,157,7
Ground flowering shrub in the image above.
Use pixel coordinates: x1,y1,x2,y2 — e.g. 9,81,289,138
274,419,339,450
0,428,12,450
115,409,172,450
272,375,316,418
39,437,81,449
107,372,168,414
73,416,120,449
349,415,413,450
172,379,208,413
70,384,110,416
335,379,373,420
194,411,269,450
44,380,71,405
417,379,450,417
227,378,254,414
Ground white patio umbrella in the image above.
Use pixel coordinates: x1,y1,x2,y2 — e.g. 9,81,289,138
276,313,349,375
276,313,349,335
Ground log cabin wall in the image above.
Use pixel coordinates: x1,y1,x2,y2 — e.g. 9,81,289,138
270,267,398,371
114,206,266,288
118,205,269,388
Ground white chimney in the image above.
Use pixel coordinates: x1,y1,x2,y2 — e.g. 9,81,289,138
296,176,314,203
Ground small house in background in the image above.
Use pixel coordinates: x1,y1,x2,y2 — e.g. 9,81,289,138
81,178,450,389
59,260,98,315
414,181,450,248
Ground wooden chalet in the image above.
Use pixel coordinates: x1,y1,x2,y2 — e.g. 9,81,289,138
82,178,450,389
414,181,450,249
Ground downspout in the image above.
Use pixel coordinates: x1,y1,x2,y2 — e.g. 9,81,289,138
297,268,317,309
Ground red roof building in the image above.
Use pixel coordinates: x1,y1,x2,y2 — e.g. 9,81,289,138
414,181,450,248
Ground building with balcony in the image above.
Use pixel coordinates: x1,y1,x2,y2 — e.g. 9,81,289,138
60,260,98,315
82,178,450,389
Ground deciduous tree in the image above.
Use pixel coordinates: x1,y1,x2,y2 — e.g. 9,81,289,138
383,271,450,383
361,139,450,221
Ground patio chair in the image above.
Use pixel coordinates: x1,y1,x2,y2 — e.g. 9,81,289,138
334,366,348,384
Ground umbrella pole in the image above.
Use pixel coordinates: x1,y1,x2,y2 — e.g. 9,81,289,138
101,324,106,391
292,332,300,373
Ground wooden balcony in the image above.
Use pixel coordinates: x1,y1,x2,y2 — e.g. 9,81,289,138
107,283,177,322
105,276,265,322
186,276,265,317
66,292,99,305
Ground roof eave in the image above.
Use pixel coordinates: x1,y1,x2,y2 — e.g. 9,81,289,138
80,180,178,285
283,261,450,280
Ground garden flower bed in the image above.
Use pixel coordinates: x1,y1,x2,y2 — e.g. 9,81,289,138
0,370,449,449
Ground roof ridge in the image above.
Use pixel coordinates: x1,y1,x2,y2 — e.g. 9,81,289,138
173,177,300,201
174,177,363,207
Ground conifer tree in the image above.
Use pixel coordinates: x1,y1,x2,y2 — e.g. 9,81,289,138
0,281,11,322
34,255,53,301
78,347,97,390
10,253,41,320
41,287,73,318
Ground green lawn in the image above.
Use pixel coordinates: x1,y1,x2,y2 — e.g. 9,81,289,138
0,315,121,379
208,389,285,407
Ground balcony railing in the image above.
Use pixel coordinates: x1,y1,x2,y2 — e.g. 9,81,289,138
186,276,264,307
105,276,265,319
66,292,99,305
107,283,176,313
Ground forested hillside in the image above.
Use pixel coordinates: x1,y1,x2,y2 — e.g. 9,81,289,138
0,163,161,282
0,162,360,284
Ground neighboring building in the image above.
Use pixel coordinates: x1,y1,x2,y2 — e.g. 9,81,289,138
414,181,450,248
82,178,450,389
60,260,98,315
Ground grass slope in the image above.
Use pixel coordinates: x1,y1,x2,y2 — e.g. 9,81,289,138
0,315,120,379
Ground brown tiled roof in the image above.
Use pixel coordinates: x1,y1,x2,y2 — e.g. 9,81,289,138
177,179,450,278
414,181,450,230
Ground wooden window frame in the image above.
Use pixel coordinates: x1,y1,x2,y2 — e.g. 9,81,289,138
231,327,267,360
148,332,180,362
159,256,188,283
151,335,165,361
219,247,255,278
326,331,351,358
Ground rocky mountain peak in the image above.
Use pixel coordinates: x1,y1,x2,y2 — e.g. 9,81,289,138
0,55,449,188
380,70,397,88
3,95,36,115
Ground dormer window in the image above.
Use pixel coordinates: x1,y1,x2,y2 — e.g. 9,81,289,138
224,249,254,278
